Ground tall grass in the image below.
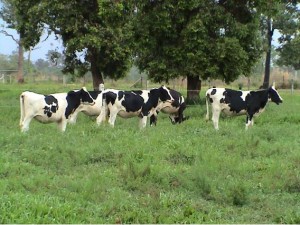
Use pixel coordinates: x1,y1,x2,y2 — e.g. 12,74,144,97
0,83,300,223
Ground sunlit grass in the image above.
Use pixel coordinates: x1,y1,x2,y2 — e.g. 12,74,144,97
0,83,300,223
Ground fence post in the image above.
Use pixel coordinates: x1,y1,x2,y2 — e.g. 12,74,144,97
291,70,297,94
0,74,4,84
63,75,67,86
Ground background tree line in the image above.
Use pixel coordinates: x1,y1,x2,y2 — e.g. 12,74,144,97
1,0,300,102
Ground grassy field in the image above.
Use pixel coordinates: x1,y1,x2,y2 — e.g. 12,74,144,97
0,82,300,223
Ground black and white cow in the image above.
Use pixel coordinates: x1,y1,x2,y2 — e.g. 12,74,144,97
19,87,95,132
205,86,283,130
68,91,103,124
96,85,175,128
149,88,189,125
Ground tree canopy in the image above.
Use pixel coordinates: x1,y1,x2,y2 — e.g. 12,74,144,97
37,0,135,90
1,0,300,98
133,0,263,100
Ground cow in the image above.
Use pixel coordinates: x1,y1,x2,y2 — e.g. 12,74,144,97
149,88,189,126
205,86,283,130
96,85,176,128
19,87,95,132
68,91,103,124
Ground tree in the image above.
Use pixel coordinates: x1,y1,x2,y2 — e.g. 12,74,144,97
36,0,134,90
277,36,300,70
46,50,64,68
0,0,44,83
274,1,300,70
35,58,49,71
133,0,263,102
259,0,299,88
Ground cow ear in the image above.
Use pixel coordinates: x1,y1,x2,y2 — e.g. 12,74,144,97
81,87,88,92
272,81,276,89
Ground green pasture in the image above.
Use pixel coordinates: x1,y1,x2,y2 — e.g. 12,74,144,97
0,83,300,223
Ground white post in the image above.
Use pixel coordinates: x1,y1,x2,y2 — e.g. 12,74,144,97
0,74,4,84
99,83,105,91
63,75,67,86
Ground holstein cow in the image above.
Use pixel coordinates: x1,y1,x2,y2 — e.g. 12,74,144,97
19,87,95,132
205,86,283,130
96,85,175,128
68,90,103,124
150,88,189,126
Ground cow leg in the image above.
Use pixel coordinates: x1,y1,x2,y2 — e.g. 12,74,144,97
108,113,117,127
139,116,148,129
20,115,34,132
68,111,79,124
169,115,176,124
211,108,221,130
150,114,157,126
96,106,108,126
177,105,186,123
245,115,254,130
57,120,67,132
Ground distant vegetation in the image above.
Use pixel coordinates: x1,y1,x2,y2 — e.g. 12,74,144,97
0,52,298,91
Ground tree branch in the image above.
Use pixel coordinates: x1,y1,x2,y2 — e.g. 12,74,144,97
0,30,19,44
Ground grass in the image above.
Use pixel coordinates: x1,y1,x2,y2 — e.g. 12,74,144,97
0,82,300,223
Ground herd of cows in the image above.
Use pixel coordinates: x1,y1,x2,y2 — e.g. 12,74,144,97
19,84,283,132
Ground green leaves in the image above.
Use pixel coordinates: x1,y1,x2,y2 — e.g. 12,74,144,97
277,36,300,70
134,0,262,83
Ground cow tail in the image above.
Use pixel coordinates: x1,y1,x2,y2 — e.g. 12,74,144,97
205,91,210,121
20,92,25,126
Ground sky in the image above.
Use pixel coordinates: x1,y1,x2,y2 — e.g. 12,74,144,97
0,19,63,62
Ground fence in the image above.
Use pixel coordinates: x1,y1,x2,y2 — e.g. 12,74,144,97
1,68,298,93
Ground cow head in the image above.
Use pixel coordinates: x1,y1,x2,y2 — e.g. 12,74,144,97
159,85,174,102
65,87,95,118
79,87,96,105
169,115,190,124
268,86,283,105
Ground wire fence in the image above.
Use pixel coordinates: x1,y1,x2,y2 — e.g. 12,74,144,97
1,67,299,99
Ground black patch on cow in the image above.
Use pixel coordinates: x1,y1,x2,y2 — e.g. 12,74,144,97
65,89,94,119
88,91,101,99
118,92,124,101
167,89,187,124
105,92,117,106
43,95,58,117
140,88,161,117
132,90,143,95
80,89,95,104
245,89,269,116
211,88,217,95
169,89,181,108
223,89,247,114
159,86,173,102
121,91,144,112
150,114,157,126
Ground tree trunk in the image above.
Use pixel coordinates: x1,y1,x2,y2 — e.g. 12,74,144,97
17,37,24,83
186,75,201,104
90,53,104,91
262,17,273,89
